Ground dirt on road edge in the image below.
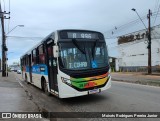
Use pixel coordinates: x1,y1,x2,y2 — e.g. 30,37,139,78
112,78,160,87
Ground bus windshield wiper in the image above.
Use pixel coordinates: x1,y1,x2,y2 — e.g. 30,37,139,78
72,39,86,54
92,39,98,60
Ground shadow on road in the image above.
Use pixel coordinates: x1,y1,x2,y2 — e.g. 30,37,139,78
60,93,109,105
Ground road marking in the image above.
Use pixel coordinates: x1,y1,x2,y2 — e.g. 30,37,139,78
16,78,24,88
112,80,160,89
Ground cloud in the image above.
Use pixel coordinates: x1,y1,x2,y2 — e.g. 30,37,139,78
0,0,158,65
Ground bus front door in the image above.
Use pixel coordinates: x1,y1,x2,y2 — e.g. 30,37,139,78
47,45,58,93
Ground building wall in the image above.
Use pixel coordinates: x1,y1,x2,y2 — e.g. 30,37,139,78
118,25,160,72
119,40,160,66
9,64,20,71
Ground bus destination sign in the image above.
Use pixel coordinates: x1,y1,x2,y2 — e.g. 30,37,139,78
67,32,98,39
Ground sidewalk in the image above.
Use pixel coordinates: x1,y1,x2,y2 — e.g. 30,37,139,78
0,72,39,112
111,72,160,87
0,72,48,121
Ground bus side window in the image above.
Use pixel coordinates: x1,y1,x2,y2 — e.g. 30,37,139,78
24,56,26,66
32,49,36,65
38,44,45,64
27,55,30,66
47,46,53,57
36,47,39,64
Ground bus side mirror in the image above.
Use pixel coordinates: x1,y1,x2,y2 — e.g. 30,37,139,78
53,45,59,58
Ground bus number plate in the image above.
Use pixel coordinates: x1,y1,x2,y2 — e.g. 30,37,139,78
89,89,99,94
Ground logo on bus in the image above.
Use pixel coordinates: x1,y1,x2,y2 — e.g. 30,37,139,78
32,67,40,73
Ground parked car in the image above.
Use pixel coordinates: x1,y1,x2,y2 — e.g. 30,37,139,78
17,70,21,74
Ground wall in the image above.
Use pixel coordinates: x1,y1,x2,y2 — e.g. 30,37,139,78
118,25,160,72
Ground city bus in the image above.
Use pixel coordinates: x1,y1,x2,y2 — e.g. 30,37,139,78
20,29,111,98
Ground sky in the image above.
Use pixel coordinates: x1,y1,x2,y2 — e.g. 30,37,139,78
0,0,160,65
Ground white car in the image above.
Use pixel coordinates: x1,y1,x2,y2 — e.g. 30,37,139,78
17,70,21,74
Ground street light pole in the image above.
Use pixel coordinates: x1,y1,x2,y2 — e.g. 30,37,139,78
7,25,24,35
131,8,147,29
131,8,152,74
5,25,24,76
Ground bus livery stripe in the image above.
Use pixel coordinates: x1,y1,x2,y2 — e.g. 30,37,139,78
70,72,109,89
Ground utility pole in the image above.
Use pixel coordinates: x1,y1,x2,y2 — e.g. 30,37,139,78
0,4,9,77
132,8,152,74
147,9,152,74
1,16,7,77
0,7,6,77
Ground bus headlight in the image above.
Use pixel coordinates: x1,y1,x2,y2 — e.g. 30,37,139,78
61,77,71,85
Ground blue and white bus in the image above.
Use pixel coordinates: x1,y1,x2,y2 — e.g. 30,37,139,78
21,29,111,98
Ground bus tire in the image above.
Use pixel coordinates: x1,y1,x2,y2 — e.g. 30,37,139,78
42,79,51,96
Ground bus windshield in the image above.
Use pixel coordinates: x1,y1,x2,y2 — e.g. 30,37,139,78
59,40,108,70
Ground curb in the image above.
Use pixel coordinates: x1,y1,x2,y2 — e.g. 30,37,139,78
112,78,160,87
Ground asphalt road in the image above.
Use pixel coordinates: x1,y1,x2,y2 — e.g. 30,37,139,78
14,72,160,121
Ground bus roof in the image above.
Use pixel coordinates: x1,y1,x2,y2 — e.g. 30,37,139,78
20,32,54,58
20,29,103,58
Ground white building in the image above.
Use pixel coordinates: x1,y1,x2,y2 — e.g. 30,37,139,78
9,64,20,71
118,25,160,72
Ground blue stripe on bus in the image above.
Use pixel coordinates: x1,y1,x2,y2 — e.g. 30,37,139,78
25,64,48,75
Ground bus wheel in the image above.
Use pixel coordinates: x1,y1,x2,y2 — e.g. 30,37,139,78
43,80,51,96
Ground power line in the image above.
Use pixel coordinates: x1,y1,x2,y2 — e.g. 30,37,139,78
104,11,160,37
7,36,44,39
7,0,11,47
7,0,10,33
154,0,159,12
111,14,159,35
9,0,10,11
105,23,160,39
1,0,7,32
153,5,160,25
2,0,5,11
104,16,146,34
